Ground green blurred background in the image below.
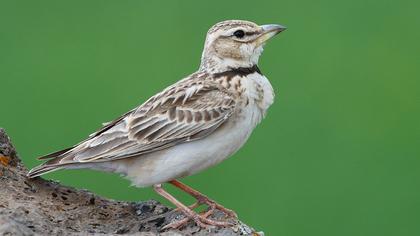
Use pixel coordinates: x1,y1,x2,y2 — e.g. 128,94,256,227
1,0,419,235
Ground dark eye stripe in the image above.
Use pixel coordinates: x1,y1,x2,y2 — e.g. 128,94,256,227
245,31,258,36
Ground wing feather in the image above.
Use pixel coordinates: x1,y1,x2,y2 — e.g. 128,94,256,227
54,80,236,164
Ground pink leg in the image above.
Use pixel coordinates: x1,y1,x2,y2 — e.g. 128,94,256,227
169,180,238,218
153,184,233,229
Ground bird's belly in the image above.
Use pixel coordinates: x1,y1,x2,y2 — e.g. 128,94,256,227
116,105,262,187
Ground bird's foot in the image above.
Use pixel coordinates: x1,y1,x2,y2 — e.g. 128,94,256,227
195,196,238,219
167,189,237,229
163,204,233,230
172,196,238,221
155,181,239,230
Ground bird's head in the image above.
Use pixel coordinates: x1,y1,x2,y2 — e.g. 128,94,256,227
200,20,286,72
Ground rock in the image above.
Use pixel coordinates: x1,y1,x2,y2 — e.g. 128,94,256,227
0,128,263,235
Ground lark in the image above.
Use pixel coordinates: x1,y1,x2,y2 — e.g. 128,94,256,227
28,20,286,229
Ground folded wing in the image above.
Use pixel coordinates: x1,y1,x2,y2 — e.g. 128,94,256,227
38,81,236,167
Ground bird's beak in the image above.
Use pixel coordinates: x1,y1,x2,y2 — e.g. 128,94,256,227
256,24,287,46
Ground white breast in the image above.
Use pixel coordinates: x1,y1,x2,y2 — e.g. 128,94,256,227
241,73,275,121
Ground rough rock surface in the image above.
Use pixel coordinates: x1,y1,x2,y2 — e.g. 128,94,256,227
0,128,263,236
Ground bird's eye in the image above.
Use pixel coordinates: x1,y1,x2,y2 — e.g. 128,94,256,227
233,30,245,38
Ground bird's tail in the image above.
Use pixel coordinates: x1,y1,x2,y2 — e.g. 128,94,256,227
27,147,74,178
27,164,64,178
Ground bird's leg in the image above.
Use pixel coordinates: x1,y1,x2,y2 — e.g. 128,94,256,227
153,184,232,230
169,180,238,218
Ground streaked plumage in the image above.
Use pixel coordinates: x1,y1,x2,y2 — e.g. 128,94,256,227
28,20,286,229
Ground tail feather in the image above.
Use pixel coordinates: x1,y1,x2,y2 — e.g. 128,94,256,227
28,147,74,178
27,164,64,178
38,147,74,160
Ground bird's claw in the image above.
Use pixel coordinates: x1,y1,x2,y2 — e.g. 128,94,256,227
163,206,234,230
168,196,237,230
158,180,238,230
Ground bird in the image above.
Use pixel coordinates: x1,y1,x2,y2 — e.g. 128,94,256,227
27,20,286,229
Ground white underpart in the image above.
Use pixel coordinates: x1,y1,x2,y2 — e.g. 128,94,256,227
91,73,275,187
